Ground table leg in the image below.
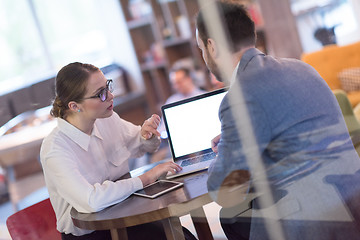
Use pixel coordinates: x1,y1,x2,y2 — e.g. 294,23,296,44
110,228,128,240
5,166,18,212
162,217,185,240
190,207,214,240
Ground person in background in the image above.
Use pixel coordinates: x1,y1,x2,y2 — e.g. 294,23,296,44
165,67,206,105
196,1,360,239
40,62,196,240
157,66,206,139
152,67,207,162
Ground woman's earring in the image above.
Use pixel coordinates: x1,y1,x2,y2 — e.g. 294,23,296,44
77,109,81,113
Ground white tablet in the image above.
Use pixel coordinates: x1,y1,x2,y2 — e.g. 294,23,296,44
133,180,184,199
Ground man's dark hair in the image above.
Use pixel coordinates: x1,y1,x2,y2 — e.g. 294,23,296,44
170,67,191,77
196,1,256,52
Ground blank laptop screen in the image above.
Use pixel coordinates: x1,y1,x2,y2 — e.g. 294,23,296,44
162,89,227,158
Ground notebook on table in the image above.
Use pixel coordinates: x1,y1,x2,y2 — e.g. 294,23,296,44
161,88,227,179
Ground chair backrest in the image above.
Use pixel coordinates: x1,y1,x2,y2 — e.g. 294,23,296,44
29,77,56,110
0,94,14,127
333,89,360,134
6,198,61,240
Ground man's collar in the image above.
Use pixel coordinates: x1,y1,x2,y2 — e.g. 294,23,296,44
57,118,103,151
229,48,265,86
230,61,241,86
238,48,265,72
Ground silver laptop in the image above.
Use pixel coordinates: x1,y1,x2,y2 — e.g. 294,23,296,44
161,88,227,179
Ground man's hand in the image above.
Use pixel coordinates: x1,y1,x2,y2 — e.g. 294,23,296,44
211,134,221,153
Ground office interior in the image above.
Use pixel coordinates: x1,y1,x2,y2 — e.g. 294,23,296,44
1,0,360,239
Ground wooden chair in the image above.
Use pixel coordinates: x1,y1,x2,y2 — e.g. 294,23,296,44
6,198,61,240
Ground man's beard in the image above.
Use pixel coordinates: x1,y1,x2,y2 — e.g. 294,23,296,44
205,49,223,83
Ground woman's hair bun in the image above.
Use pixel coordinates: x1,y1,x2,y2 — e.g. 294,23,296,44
51,96,66,118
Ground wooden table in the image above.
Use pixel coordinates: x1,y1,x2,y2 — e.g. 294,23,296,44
71,170,214,240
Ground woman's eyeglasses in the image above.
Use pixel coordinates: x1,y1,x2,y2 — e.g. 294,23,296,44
83,79,114,102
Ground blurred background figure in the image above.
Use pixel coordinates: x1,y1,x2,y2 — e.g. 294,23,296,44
159,66,206,138
165,67,206,105
153,66,206,163
314,26,338,46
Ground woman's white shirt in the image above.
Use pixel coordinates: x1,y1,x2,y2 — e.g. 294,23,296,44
40,112,160,235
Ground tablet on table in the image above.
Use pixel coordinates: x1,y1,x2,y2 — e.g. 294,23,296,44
133,180,184,198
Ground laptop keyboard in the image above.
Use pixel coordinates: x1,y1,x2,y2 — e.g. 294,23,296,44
180,152,216,167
